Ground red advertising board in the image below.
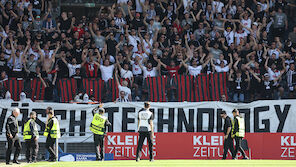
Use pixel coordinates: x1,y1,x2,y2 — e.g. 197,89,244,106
105,133,296,160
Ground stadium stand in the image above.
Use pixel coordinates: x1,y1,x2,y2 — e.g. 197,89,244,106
0,0,296,104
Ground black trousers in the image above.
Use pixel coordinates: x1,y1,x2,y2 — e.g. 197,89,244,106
233,136,247,159
46,136,56,160
223,136,234,159
94,134,104,160
6,135,22,163
136,131,153,160
25,139,39,162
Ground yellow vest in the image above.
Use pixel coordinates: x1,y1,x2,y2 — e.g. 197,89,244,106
232,116,245,138
44,117,61,138
23,119,39,140
90,113,107,135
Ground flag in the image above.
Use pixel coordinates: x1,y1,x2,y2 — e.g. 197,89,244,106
82,78,104,102
174,75,211,102
106,79,117,102
58,78,77,102
193,74,210,102
30,78,46,101
209,72,228,101
174,75,195,102
144,76,167,102
3,78,24,101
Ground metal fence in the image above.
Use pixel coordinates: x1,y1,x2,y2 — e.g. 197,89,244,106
0,132,96,160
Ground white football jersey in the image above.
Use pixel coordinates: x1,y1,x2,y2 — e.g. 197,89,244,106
138,109,153,132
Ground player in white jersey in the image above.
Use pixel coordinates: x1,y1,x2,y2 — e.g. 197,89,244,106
136,102,154,162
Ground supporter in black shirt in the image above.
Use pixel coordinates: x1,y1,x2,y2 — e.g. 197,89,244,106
220,110,234,160
260,73,275,100
106,33,118,57
56,52,69,78
58,12,72,33
130,13,145,30
0,51,8,73
72,68,82,91
228,70,250,103
248,63,264,100
71,40,83,63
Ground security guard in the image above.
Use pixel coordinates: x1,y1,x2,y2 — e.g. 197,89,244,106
136,102,154,162
231,109,249,159
44,107,61,162
5,108,22,165
23,111,39,163
220,110,234,159
90,106,111,161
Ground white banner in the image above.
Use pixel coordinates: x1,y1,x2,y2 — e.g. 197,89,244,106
0,100,296,142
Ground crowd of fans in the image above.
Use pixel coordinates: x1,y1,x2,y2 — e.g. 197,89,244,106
0,0,296,103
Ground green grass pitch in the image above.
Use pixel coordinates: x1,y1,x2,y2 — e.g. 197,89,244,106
1,160,296,167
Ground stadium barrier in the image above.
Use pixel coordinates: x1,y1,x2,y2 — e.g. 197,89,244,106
105,132,296,160
2,73,228,102
0,100,295,160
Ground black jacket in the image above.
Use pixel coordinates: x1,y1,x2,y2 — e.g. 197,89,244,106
46,117,54,133
232,116,240,136
27,118,38,139
223,116,232,135
6,115,19,137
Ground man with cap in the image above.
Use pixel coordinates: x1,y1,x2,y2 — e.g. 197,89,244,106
220,110,235,159
23,111,39,163
231,109,249,159
136,102,154,162
5,108,22,165
44,107,61,162
90,104,111,161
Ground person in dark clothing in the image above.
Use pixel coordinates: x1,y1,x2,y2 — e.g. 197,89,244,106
90,104,111,161
44,107,61,162
232,109,249,159
220,110,235,159
5,108,22,165
23,111,39,163
136,102,154,162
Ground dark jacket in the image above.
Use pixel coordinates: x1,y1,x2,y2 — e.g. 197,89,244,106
232,116,240,136
28,118,38,139
46,117,54,134
223,116,232,135
6,115,19,138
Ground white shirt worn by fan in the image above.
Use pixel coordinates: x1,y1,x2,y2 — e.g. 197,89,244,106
68,64,81,77
215,65,230,72
130,61,142,75
142,66,158,78
129,35,140,52
100,64,115,81
188,65,203,76
118,84,131,99
234,31,248,45
120,68,133,80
